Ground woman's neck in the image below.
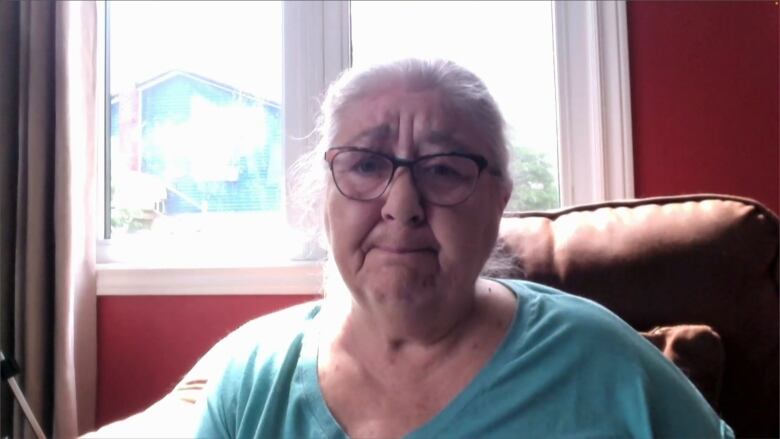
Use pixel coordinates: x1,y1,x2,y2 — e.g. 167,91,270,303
319,278,515,371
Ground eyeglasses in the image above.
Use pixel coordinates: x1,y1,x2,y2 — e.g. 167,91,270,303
324,146,489,206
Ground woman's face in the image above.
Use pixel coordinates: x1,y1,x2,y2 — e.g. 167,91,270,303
324,86,510,317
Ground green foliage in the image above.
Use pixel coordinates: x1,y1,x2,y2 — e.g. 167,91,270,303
505,146,560,212
110,207,151,233
110,205,133,231
109,184,155,234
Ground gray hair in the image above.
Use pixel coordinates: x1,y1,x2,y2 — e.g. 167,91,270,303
290,58,513,260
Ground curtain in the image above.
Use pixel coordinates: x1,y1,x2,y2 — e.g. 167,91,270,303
0,2,97,438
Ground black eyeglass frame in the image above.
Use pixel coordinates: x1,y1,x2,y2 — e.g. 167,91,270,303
324,146,491,206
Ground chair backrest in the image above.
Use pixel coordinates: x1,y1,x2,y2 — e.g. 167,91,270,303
494,194,779,438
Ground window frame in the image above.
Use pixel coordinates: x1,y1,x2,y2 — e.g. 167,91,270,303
96,0,633,296
554,0,634,206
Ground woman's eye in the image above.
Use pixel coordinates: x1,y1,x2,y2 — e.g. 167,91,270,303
431,165,457,176
352,158,382,174
423,164,462,179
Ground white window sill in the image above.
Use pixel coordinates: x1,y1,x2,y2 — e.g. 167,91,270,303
95,231,326,296
96,262,323,296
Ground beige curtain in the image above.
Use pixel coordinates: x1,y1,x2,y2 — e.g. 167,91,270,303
0,2,97,438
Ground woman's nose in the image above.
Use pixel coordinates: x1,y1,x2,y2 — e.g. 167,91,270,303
380,168,425,225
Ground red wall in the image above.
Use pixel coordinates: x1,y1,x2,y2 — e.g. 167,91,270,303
96,294,318,427
628,1,779,214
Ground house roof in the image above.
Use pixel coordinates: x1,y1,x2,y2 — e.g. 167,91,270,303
111,69,280,109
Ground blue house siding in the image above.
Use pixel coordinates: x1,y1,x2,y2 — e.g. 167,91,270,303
112,72,282,215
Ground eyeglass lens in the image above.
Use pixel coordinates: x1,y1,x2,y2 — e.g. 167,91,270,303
330,150,480,205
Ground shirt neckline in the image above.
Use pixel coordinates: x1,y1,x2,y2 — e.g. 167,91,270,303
298,279,529,438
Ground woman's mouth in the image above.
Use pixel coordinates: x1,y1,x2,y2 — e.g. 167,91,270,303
373,245,436,254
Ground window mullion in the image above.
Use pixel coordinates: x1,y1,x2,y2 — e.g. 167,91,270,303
281,0,350,157
322,1,351,83
553,0,634,206
282,0,349,222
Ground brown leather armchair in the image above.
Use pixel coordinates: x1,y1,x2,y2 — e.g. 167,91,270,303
494,194,778,438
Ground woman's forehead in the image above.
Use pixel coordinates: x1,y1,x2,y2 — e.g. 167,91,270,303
333,89,487,154
340,123,472,154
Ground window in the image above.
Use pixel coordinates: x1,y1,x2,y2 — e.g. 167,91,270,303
97,1,633,294
103,1,297,265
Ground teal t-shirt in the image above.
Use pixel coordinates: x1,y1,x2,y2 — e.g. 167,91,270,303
196,279,734,438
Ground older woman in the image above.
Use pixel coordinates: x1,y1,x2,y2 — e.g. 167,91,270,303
195,59,732,438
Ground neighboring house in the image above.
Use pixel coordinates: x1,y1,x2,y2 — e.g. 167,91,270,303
110,70,282,216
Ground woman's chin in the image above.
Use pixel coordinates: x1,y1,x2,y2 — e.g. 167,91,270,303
367,247,439,266
358,267,439,306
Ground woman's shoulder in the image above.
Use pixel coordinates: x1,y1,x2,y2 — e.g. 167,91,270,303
488,278,732,438
216,299,323,364
493,278,683,393
192,299,322,398
195,300,325,438
198,302,322,405
187,299,321,374
495,278,637,341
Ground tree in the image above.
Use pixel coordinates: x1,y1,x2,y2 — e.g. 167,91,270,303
505,146,560,212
